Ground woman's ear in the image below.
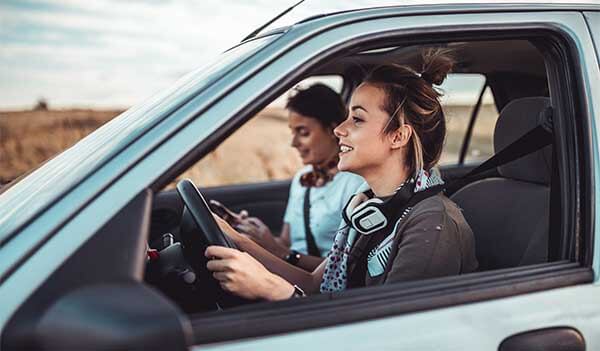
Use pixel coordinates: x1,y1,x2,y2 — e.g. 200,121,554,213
390,124,412,149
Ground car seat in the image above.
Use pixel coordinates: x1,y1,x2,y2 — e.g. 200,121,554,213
451,97,552,271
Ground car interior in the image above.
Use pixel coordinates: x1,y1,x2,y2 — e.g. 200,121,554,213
144,37,559,315
5,31,587,350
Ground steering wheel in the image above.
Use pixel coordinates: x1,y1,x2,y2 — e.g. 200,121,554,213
176,179,236,249
174,179,252,309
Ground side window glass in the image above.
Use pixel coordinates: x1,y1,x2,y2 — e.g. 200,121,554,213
438,73,486,165
464,86,499,163
172,75,343,188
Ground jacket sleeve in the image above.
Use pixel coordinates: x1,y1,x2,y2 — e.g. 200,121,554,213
385,209,463,284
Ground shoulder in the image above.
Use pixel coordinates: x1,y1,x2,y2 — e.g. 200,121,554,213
401,194,468,233
294,165,313,181
291,165,312,186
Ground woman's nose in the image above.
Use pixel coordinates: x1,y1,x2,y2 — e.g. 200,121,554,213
334,120,347,138
291,135,300,148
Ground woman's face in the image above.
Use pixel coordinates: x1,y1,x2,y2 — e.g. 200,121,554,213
288,111,338,165
334,83,401,176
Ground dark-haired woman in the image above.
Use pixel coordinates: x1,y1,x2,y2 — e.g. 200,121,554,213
236,84,364,272
206,50,478,300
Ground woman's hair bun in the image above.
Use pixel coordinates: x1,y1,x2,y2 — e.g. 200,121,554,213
420,48,454,86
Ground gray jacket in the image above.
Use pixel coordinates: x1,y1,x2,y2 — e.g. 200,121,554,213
355,193,478,286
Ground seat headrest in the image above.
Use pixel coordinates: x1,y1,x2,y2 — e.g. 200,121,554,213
494,97,552,185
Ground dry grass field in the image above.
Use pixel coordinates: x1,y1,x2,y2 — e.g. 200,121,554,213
0,104,497,188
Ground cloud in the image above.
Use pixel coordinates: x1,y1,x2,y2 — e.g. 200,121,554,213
0,0,293,109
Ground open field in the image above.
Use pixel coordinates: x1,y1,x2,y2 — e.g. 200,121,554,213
0,105,497,188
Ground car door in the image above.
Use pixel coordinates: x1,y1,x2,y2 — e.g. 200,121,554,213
182,8,599,351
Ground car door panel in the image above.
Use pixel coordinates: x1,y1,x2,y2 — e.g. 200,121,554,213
194,281,598,350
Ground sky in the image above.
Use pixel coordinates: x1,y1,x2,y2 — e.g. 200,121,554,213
0,0,493,110
0,0,294,109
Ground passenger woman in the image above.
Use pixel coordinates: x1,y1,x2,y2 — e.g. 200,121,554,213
205,49,478,300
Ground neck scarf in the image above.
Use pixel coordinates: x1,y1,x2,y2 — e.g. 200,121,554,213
320,168,444,293
299,155,340,188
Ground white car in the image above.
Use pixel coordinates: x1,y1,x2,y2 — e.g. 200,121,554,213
1,1,599,350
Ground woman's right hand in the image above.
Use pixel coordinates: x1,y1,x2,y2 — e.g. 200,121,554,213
205,245,294,301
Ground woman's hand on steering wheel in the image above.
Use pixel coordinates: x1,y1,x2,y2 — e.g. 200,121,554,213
205,245,294,301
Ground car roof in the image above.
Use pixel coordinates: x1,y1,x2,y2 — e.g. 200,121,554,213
313,40,546,78
258,0,600,37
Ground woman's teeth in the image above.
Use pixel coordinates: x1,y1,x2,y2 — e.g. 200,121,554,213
340,145,354,153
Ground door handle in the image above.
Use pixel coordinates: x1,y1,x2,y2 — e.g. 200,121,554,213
499,327,585,351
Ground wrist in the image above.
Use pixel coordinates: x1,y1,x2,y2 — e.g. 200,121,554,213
263,273,295,301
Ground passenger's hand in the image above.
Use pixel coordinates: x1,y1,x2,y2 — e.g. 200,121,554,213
205,246,294,301
236,217,288,258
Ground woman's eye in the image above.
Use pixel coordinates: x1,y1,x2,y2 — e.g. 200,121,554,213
352,116,363,124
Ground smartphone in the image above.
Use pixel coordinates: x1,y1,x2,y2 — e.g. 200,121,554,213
209,199,244,227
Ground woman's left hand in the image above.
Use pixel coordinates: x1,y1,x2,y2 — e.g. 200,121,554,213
205,245,294,301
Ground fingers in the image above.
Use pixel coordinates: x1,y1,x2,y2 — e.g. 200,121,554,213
245,217,264,228
239,210,249,219
205,245,239,260
212,271,229,281
235,223,255,235
206,258,234,272
212,272,235,293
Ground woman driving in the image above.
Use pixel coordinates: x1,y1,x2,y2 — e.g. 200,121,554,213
205,49,478,300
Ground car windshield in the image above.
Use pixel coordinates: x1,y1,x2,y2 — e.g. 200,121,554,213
0,34,278,244
257,0,599,36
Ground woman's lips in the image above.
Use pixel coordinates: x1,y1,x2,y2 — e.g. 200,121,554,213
339,143,354,154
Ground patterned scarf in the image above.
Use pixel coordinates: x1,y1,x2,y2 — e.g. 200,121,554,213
320,168,444,293
299,155,340,188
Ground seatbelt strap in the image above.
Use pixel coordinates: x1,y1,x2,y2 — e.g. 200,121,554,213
447,106,553,193
303,187,321,257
